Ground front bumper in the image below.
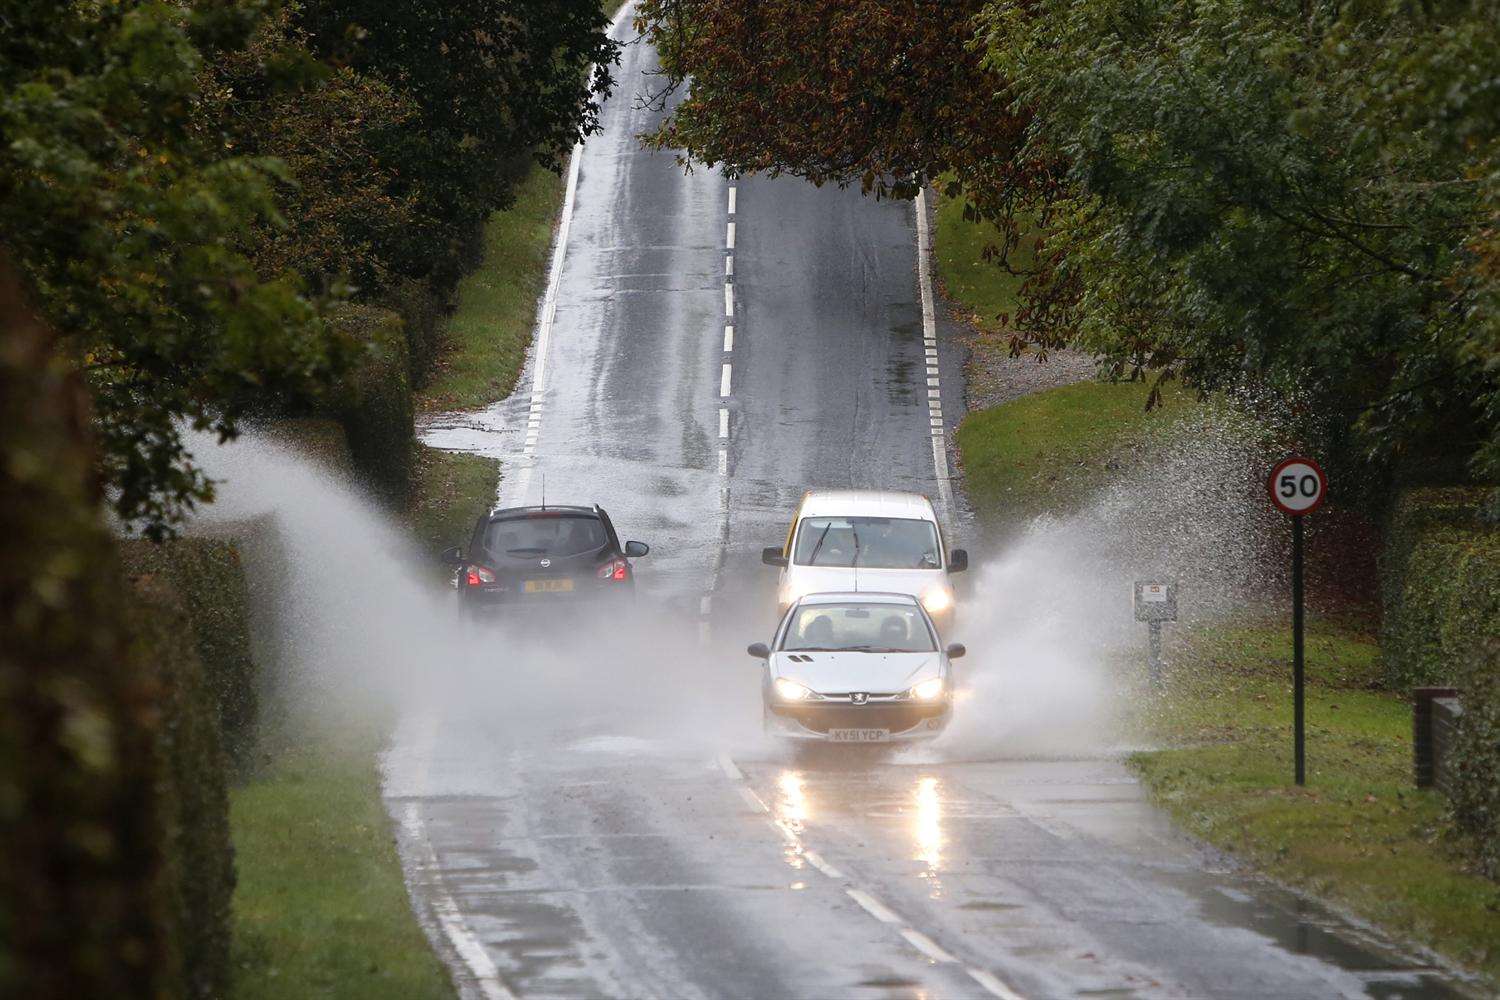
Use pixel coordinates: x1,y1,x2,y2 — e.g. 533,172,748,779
765,699,951,741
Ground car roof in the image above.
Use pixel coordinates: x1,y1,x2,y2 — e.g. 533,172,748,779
488,504,599,520
795,591,921,606
798,489,936,520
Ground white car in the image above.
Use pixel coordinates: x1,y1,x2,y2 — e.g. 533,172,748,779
761,489,968,631
749,592,964,742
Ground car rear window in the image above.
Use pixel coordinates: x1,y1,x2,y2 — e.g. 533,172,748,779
792,516,940,569
485,514,608,558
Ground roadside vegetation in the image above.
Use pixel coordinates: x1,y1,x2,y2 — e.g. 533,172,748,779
2,1,616,996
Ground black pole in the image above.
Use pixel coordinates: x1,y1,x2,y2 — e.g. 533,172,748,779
1293,515,1305,786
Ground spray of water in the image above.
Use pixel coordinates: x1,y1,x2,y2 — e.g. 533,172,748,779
932,402,1283,760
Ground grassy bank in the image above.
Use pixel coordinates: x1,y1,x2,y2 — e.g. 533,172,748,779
421,166,565,411
932,187,1027,337
1134,620,1500,980
229,720,453,999
955,379,1173,529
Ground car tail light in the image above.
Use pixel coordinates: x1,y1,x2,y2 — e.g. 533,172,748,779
465,564,496,587
597,558,630,581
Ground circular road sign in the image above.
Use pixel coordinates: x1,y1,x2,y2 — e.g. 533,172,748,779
1268,456,1327,516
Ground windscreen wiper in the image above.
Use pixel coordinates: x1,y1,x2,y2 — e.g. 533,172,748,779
806,523,832,565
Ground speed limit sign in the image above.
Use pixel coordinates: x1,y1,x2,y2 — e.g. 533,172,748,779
1268,456,1327,516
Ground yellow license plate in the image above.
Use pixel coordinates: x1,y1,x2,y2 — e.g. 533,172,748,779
523,579,574,594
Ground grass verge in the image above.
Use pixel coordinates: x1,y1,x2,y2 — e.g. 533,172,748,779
421,166,565,411
229,719,454,999
1132,619,1500,981
932,187,1027,336
955,379,1182,530
411,446,500,554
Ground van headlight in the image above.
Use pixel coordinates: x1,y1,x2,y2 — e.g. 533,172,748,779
774,678,812,702
911,677,945,701
920,585,954,615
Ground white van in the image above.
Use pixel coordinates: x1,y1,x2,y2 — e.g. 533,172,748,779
761,490,968,630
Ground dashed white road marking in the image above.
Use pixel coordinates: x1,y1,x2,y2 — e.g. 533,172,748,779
738,785,769,813
718,408,729,439
801,849,844,880
720,363,732,397
726,255,734,276
969,967,1027,1000
846,888,903,925
723,324,734,352
724,283,734,316
726,221,736,249
717,448,728,476
716,752,744,781
728,186,737,214
901,928,958,964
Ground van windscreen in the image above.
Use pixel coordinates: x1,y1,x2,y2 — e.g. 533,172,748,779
792,517,940,569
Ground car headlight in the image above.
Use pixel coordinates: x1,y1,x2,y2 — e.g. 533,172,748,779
911,677,945,701
920,585,954,615
774,678,812,701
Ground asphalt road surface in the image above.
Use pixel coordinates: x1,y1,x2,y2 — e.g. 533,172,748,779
399,7,1469,998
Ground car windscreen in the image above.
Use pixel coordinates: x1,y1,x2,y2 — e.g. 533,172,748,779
792,516,940,569
782,603,936,653
484,514,609,559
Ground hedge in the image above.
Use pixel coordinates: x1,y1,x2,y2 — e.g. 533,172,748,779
125,574,235,1000
1379,487,1500,689
2,263,169,997
120,537,259,770
332,304,415,505
1380,486,1500,879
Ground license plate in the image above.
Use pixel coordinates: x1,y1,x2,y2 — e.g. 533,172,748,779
523,579,574,594
828,728,890,743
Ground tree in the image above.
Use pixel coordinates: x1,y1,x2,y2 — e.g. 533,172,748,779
1,0,356,539
297,0,620,286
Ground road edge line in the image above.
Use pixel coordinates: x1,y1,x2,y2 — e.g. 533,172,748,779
914,187,955,520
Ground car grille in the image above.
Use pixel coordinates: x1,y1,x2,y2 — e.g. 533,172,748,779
776,702,946,734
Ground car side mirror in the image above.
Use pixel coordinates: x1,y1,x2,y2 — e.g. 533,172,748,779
947,548,969,574
440,545,464,566
945,642,966,659
747,642,771,659
624,540,649,558
762,546,788,568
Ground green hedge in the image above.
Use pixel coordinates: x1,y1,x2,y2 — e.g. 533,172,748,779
1380,487,1500,880
120,538,259,770
126,574,235,1000
333,304,415,505
1380,487,1500,688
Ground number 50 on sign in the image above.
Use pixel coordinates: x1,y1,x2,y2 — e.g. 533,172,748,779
1268,457,1327,516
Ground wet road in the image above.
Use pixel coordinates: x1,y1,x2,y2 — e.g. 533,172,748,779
399,6,1469,998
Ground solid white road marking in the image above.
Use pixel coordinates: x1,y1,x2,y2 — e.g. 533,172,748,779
727,221,736,249
728,186,737,214
401,804,517,1000
968,967,1027,1000
901,928,957,964
846,888,903,925
719,408,729,439
724,283,734,316
720,363,732,397
723,325,734,352
914,187,954,517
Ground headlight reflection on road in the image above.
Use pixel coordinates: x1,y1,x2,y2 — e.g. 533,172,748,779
914,776,944,895
777,770,809,833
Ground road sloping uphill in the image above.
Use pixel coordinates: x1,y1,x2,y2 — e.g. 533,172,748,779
392,6,1471,997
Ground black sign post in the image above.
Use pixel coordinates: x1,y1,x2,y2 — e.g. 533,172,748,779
1268,456,1327,786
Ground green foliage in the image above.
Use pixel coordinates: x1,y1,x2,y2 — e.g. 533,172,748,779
1450,638,1500,880
980,0,1500,477
298,0,619,289
0,262,169,998
1,0,358,539
1380,488,1500,688
333,305,414,504
119,536,262,770
125,574,235,1000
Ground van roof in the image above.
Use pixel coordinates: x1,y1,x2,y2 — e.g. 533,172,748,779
798,489,936,520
